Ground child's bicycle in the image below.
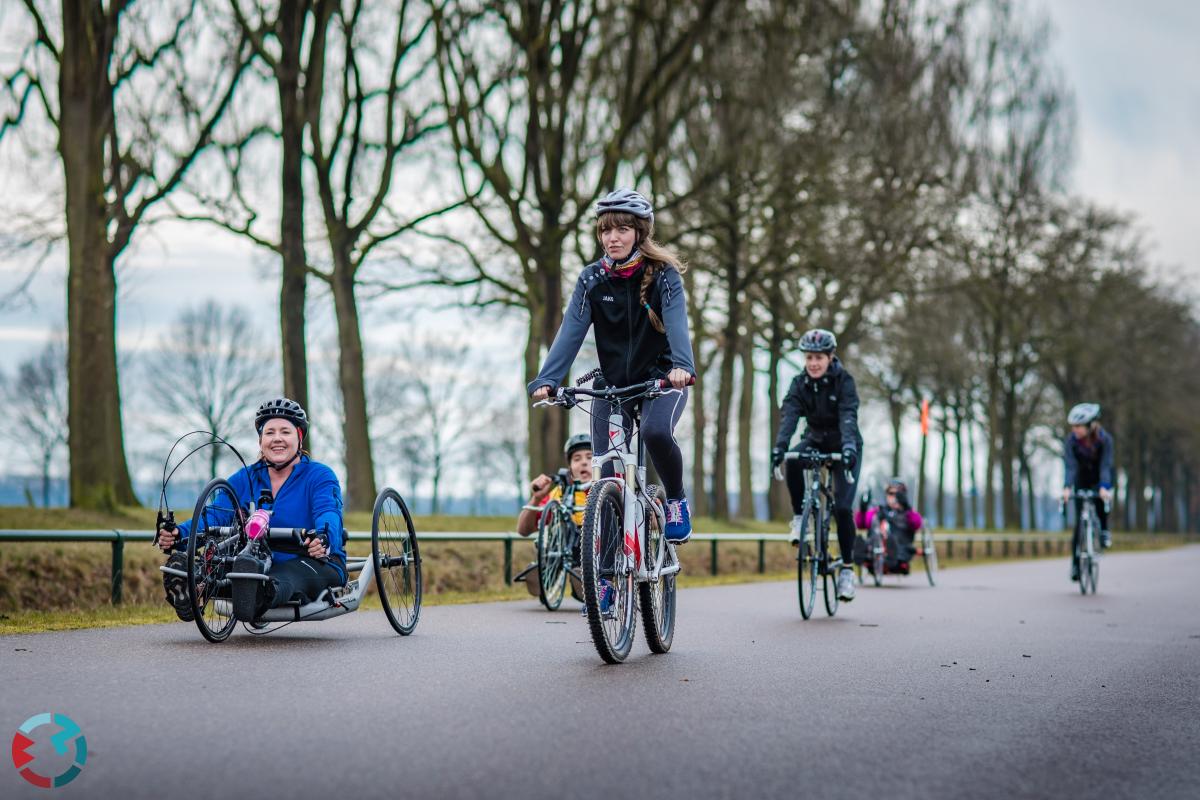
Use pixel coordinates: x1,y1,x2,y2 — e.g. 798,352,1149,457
515,469,588,611
534,377,691,664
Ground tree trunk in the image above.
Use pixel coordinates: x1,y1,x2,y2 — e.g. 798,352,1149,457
999,386,1019,529
983,418,996,530
711,301,740,520
1023,454,1037,531
766,315,788,520
968,414,980,528
736,336,755,519
889,399,903,476
936,410,948,528
277,0,311,425
330,265,377,511
60,5,137,510
685,269,708,516
954,406,966,529
526,259,567,478
41,451,52,508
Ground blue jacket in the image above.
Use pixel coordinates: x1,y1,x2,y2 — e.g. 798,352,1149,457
1063,428,1114,491
176,456,347,581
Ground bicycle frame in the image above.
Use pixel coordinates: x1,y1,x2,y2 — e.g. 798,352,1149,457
593,406,679,584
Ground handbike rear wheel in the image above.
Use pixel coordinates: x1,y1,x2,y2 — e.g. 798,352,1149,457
536,501,568,611
797,503,818,619
581,480,636,663
188,478,244,643
638,485,675,654
372,487,422,635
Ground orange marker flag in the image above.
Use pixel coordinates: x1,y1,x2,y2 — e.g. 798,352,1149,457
920,398,930,436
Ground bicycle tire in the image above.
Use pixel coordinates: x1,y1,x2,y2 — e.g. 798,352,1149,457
372,487,422,635
922,529,938,587
188,478,243,643
869,528,885,587
797,501,819,619
823,502,840,616
581,480,636,663
536,500,568,611
638,485,675,654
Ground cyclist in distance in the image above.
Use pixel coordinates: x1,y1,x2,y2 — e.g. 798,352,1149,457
1062,402,1114,573
771,329,864,601
516,433,593,536
156,398,347,621
855,478,924,573
529,188,696,543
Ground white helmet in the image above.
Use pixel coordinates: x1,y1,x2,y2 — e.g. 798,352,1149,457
1067,403,1100,426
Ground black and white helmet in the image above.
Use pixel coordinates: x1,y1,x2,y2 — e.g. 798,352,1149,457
594,188,654,223
1067,403,1100,426
255,397,309,436
564,433,592,458
799,328,837,354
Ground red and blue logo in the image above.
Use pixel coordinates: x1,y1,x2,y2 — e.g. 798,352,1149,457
11,713,87,789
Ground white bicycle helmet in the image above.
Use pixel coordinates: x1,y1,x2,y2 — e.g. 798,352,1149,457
1067,403,1100,426
594,188,654,223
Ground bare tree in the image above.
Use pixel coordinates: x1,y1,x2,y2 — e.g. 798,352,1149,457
2,338,67,506
0,0,250,508
145,301,273,477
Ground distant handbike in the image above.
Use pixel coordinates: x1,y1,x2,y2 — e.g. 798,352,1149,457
774,449,854,619
1062,489,1107,595
515,469,588,611
161,483,422,642
859,507,938,588
535,377,691,663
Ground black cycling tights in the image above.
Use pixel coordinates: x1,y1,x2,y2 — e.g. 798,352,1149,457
266,557,342,608
785,451,863,566
590,389,688,500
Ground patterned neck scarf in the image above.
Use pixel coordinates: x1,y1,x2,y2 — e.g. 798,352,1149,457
600,248,645,278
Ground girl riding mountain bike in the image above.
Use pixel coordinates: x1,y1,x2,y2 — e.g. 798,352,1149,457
771,329,864,602
156,398,347,622
529,188,696,543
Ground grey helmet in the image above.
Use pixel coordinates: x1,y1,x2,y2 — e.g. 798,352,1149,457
1067,403,1100,426
564,433,592,458
594,188,654,223
799,328,837,353
255,397,309,436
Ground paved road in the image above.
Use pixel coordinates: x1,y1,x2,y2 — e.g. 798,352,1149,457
3,546,1199,799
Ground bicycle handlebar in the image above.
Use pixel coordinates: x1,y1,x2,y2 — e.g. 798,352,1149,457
533,376,695,407
773,450,855,484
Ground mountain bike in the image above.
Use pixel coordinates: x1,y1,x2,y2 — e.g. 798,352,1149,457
534,377,691,663
1063,489,1106,595
774,449,854,619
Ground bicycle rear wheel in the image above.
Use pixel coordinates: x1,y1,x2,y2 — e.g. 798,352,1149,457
922,529,938,586
869,529,885,587
536,501,568,611
188,478,244,643
639,485,675,654
797,503,818,619
581,480,636,663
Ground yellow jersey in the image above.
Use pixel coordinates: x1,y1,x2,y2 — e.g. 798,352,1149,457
543,484,588,527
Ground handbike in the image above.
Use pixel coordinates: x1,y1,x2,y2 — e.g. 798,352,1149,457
774,449,854,619
515,469,588,611
161,481,422,642
534,377,690,663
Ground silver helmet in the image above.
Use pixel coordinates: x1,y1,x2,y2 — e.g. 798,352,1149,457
1067,403,1100,426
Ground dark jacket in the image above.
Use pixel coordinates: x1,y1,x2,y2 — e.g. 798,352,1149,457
528,261,696,392
1063,427,1114,490
774,358,862,453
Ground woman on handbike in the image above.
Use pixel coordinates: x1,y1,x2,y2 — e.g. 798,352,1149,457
157,398,347,622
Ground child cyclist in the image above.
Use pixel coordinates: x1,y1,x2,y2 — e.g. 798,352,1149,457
855,478,924,574
529,188,696,543
517,433,593,536
771,329,863,601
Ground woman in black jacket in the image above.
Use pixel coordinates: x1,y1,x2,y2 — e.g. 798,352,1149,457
771,329,863,602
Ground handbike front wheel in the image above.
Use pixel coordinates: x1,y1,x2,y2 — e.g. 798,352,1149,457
797,504,818,620
581,480,636,663
638,485,675,654
372,487,422,635
536,500,568,611
188,478,244,643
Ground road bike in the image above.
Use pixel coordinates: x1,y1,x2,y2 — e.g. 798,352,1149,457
774,449,854,619
535,377,690,663
1063,489,1107,595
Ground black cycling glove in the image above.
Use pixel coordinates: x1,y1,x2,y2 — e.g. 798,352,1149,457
841,447,857,471
771,447,785,468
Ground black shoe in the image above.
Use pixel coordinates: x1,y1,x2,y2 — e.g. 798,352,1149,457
162,551,194,622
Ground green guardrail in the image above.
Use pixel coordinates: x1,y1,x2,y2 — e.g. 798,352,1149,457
0,529,1189,605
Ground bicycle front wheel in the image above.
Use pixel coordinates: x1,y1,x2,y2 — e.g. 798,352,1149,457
581,480,636,663
536,501,568,611
639,485,675,654
188,478,244,643
797,503,818,619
